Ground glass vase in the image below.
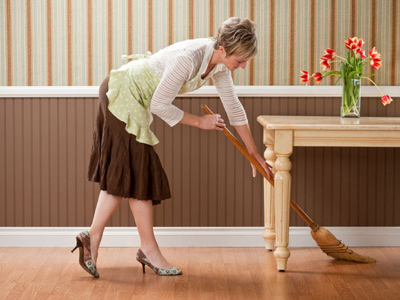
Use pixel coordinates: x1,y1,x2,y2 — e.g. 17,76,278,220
341,78,361,118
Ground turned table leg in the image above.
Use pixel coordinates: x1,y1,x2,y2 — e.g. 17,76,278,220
263,139,276,251
273,130,293,271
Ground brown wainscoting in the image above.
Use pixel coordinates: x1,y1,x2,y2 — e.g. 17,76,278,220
1,96,399,227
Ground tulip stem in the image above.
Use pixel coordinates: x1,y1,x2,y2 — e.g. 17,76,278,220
335,55,348,62
362,77,383,95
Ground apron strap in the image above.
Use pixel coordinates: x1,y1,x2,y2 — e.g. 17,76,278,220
122,51,152,61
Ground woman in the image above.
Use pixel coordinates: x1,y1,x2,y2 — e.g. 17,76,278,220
71,17,273,278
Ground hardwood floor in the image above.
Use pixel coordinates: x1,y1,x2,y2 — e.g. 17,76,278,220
0,247,399,300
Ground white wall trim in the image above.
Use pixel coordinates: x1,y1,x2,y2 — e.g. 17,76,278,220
1,85,399,98
1,227,399,247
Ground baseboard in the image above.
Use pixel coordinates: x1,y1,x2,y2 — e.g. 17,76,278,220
0,227,399,247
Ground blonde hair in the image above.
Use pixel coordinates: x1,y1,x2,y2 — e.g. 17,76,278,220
214,17,258,59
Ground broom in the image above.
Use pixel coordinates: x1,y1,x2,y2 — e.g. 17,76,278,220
201,104,376,264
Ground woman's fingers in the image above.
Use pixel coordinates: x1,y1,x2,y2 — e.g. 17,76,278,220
251,156,274,180
263,161,274,180
201,114,225,130
251,164,257,177
215,114,226,130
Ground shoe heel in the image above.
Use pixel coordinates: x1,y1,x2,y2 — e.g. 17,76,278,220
71,236,83,253
141,263,145,274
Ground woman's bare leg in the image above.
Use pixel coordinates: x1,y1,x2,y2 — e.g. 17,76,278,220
88,190,122,265
128,199,173,269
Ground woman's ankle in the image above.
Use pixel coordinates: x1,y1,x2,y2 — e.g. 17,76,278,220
140,245,160,255
88,228,102,242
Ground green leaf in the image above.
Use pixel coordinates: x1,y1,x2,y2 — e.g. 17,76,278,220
348,71,361,79
340,63,347,77
323,70,341,77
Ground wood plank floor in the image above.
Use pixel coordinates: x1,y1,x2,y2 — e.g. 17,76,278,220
0,247,399,300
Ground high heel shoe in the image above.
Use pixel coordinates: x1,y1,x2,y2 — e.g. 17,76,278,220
71,231,99,278
136,249,183,276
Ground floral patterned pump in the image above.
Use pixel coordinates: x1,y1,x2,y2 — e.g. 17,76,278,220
71,231,100,278
136,249,182,276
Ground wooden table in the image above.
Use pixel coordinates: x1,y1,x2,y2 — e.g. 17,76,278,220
257,116,400,271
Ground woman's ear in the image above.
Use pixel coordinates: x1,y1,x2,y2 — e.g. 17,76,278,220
218,46,227,58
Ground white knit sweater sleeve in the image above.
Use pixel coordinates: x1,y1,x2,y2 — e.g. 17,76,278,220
150,55,193,127
212,70,248,126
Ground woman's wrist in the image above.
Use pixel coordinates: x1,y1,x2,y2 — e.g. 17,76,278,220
234,124,258,155
179,112,201,128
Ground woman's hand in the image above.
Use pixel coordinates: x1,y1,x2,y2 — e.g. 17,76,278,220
251,152,274,180
233,124,274,181
199,114,226,131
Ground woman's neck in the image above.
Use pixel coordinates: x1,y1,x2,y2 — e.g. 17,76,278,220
210,49,224,65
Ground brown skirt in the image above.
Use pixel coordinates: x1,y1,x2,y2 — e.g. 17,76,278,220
87,77,171,205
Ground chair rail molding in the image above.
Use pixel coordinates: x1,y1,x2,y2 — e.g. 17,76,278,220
1,86,399,98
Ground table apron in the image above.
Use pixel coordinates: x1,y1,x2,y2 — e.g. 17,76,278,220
291,130,400,147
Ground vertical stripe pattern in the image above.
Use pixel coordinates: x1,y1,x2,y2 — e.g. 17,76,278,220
0,0,399,86
5,0,13,85
268,0,275,85
87,0,93,85
107,0,112,75
66,0,72,85
46,0,52,85
0,96,399,227
26,0,32,85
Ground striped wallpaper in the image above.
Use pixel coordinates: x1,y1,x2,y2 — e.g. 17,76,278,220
1,96,399,227
1,0,399,86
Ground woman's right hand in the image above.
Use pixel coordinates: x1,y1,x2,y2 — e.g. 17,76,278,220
199,114,226,131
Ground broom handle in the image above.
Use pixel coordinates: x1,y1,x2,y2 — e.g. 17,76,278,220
201,104,315,227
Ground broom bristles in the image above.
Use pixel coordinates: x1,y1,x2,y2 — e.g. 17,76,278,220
310,225,376,263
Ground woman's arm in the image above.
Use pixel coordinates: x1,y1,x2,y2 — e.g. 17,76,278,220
211,71,273,179
150,56,192,127
179,111,226,131
234,124,273,180
180,110,272,179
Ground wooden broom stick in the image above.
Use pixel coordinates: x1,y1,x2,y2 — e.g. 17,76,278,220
201,104,376,264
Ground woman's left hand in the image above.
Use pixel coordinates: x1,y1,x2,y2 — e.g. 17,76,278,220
250,152,274,180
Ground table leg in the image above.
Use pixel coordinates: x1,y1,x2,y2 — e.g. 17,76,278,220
273,130,293,271
263,144,276,251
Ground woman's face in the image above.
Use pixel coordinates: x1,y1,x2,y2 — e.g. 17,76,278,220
223,54,249,71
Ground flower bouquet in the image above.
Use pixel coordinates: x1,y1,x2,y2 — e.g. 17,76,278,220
300,37,393,117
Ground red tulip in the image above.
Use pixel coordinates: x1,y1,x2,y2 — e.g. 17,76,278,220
381,95,393,106
344,37,358,50
370,58,382,70
369,47,381,59
312,72,323,85
356,48,366,58
300,70,310,85
319,58,330,71
356,38,365,49
323,48,336,59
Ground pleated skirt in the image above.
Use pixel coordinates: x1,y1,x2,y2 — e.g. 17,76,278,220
87,77,171,205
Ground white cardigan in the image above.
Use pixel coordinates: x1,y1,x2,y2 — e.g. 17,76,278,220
146,38,248,127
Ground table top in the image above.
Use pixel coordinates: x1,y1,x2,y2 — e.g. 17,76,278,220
257,116,400,131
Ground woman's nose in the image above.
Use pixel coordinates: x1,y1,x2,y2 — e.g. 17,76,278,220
240,62,247,69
